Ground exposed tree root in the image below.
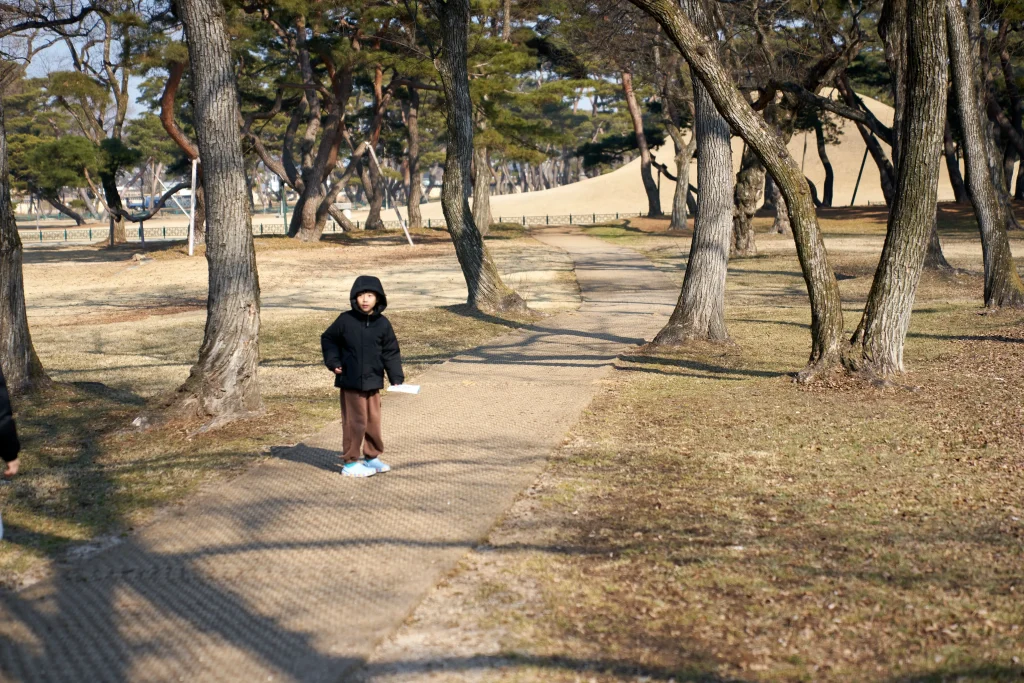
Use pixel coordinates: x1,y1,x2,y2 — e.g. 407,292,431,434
646,325,733,349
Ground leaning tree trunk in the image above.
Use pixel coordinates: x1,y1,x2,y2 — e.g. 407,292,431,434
173,0,263,422
946,0,1024,307
77,187,99,219
732,143,764,256
670,134,696,230
847,0,948,378
473,146,492,235
627,0,845,379
622,71,663,217
44,194,86,225
430,0,525,313
0,100,48,393
813,117,835,207
943,118,970,203
653,76,733,345
405,88,423,230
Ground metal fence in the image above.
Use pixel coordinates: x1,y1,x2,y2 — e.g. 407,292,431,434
18,211,647,245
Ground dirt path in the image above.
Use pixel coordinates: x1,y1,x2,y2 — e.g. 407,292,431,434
0,228,676,682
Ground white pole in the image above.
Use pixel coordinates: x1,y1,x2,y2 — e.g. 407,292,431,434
188,158,198,256
366,146,414,247
157,177,190,214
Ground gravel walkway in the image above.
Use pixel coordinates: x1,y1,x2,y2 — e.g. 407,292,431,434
0,228,676,682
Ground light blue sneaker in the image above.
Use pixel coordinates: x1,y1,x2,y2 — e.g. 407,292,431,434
364,457,391,473
342,461,377,478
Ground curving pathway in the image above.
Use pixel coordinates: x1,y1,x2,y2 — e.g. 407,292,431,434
0,228,677,682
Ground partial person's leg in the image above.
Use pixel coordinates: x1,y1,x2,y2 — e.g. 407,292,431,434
340,389,369,463
362,390,384,457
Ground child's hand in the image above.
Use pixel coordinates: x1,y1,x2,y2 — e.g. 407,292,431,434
333,367,343,375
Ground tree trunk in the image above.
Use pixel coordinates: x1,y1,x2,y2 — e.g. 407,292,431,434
473,146,492,235
848,0,948,378
813,117,835,207
430,0,526,313
946,0,1024,306
192,182,207,246
923,218,954,270
670,134,696,230
653,75,732,344
150,160,164,204
0,99,48,394
173,0,263,423
763,173,776,212
360,158,385,231
627,0,844,379
101,171,127,245
622,71,663,217
291,81,349,242
731,143,763,256
944,119,970,203
405,88,423,230
44,194,86,225
773,189,793,236
77,187,99,219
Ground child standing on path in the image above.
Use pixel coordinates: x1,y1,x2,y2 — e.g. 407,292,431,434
321,275,405,478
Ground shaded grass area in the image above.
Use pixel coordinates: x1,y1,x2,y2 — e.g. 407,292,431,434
0,306,532,588
500,311,1024,682
360,220,1024,682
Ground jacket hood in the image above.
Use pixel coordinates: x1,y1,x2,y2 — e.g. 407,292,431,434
350,275,388,314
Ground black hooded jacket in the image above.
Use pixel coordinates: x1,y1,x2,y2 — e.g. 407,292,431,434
0,365,21,463
321,275,405,391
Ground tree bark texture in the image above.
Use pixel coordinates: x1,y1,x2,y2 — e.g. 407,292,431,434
473,146,492,235
946,0,1024,306
431,0,525,313
628,0,844,377
731,143,763,256
848,0,948,378
772,189,793,236
0,100,47,394
653,77,733,344
175,0,264,421
359,158,386,231
923,218,953,271
670,134,696,230
622,71,663,217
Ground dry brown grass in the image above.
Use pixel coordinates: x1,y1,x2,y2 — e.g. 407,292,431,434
358,211,1024,683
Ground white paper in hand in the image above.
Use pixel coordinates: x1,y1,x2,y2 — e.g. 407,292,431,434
387,384,420,395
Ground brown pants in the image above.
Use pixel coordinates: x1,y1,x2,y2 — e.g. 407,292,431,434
340,389,384,463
